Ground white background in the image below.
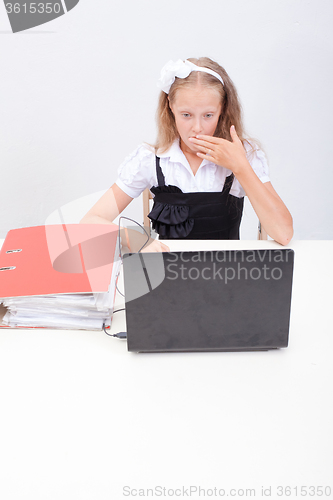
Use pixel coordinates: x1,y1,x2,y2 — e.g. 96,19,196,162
0,0,332,239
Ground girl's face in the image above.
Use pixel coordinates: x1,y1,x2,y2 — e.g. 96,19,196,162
170,86,222,155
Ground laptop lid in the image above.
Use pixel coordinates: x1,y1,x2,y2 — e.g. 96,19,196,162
122,249,294,353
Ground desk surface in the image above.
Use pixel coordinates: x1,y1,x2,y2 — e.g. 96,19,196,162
0,240,332,500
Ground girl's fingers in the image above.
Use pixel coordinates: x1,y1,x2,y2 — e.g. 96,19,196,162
189,139,215,157
229,125,242,144
188,137,206,147
159,242,170,252
206,148,213,156
197,144,214,156
141,239,170,253
189,138,219,153
189,136,218,147
193,135,225,145
197,152,215,162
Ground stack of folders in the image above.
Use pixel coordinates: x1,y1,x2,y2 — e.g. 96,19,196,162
0,224,121,330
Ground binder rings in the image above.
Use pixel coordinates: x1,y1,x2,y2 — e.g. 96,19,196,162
0,224,121,329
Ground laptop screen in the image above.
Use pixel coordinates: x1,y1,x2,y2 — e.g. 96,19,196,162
123,249,294,352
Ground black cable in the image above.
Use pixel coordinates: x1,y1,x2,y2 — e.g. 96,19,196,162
103,322,127,339
106,216,150,340
115,216,151,297
118,216,150,258
102,310,126,338
116,280,124,297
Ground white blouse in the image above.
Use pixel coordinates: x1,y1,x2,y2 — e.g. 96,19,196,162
116,140,270,199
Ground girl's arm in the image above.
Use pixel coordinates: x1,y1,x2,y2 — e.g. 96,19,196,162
80,184,133,225
230,173,293,246
80,184,169,252
189,127,293,246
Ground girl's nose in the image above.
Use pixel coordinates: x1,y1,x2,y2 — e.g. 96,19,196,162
192,119,202,134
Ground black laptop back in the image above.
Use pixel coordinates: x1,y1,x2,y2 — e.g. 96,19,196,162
123,249,294,352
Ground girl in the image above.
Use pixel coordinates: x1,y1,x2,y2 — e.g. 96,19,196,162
81,58,293,248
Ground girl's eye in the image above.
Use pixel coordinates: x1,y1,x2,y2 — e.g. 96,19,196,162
205,114,213,118
182,113,190,118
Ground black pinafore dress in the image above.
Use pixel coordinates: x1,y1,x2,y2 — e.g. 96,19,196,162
148,156,244,240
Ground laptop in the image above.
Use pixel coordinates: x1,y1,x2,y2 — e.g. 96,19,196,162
122,249,294,353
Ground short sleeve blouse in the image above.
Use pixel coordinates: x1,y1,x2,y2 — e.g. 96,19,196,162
115,140,270,199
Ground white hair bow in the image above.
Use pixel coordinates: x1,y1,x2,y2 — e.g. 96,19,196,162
157,59,224,94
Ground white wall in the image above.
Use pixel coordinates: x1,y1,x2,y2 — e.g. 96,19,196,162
1,0,332,239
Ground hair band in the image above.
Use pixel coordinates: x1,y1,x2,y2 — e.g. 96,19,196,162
157,59,224,94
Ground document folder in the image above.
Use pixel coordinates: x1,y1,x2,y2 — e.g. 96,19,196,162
0,224,121,330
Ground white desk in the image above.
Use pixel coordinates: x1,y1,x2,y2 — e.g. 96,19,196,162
0,240,332,500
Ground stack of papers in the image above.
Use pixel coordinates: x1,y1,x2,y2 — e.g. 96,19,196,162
1,291,115,330
0,224,121,330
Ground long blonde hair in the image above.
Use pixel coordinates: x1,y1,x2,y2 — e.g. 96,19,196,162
154,57,247,154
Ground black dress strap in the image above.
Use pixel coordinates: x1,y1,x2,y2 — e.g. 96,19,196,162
222,173,234,194
155,156,166,187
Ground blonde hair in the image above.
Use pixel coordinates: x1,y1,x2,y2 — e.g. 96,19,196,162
154,57,248,154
